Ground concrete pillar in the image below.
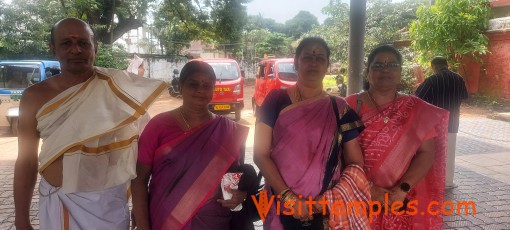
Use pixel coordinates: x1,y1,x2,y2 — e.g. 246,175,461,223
347,0,366,95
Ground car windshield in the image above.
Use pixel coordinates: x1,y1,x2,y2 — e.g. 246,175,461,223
207,62,239,80
277,62,297,81
0,64,40,89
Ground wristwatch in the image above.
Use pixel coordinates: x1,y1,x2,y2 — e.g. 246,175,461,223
400,182,411,193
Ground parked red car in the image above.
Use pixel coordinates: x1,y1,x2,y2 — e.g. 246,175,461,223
194,58,244,120
252,58,297,115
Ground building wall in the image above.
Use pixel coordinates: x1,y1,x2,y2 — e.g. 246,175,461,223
143,58,187,81
479,31,510,100
458,55,481,94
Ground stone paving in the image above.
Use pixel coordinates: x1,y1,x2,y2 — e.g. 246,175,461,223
0,116,508,229
443,118,510,229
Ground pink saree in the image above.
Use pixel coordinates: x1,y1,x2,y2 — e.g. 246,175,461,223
346,94,449,230
146,116,249,230
264,95,365,229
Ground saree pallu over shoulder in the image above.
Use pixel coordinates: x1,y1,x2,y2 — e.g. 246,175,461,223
272,96,344,198
36,67,167,193
149,116,249,230
265,96,364,229
359,95,449,229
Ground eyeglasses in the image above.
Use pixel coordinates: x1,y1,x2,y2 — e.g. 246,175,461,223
370,62,401,71
183,81,214,91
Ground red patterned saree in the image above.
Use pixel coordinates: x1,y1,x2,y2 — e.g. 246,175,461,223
346,94,449,230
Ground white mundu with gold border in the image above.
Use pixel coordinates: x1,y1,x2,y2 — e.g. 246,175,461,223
36,67,166,193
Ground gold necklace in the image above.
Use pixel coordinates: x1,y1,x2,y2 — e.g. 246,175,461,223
295,86,302,102
179,106,213,131
295,85,323,102
179,107,192,131
367,91,398,124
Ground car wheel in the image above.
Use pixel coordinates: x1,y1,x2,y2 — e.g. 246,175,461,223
11,117,19,136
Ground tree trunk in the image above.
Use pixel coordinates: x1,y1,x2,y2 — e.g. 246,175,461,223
347,0,366,95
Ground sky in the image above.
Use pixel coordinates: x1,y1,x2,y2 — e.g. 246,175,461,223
245,0,405,24
245,0,334,24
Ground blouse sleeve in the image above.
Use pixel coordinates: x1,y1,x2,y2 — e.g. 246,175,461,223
137,116,161,166
338,106,365,145
256,89,291,128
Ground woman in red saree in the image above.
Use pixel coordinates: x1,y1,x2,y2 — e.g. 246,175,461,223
346,45,449,229
254,37,371,230
131,61,249,230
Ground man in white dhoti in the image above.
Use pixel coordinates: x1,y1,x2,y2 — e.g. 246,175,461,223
13,18,166,230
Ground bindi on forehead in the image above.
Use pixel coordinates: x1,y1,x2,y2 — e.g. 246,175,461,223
304,50,326,56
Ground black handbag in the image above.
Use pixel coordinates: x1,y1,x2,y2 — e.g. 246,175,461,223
279,96,344,230
230,163,262,230
241,171,264,222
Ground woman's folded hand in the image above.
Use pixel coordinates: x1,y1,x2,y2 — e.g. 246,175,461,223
217,187,247,209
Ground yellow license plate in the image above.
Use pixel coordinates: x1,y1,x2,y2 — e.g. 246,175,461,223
214,105,231,110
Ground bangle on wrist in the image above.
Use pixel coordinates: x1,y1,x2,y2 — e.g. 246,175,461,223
279,188,290,198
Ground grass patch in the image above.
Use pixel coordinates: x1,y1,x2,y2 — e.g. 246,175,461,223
323,75,337,88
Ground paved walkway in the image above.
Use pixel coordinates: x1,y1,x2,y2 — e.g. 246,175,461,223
443,118,510,229
0,116,508,229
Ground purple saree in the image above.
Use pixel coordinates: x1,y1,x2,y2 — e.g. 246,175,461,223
145,116,248,230
263,95,362,229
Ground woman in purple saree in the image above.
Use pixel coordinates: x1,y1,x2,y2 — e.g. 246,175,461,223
131,61,249,230
254,37,371,229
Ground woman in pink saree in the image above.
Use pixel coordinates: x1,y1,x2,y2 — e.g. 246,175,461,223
254,37,371,230
346,45,449,229
131,61,249,230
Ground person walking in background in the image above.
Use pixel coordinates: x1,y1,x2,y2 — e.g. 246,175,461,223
336,68,347,97
131,61,253,230
13,17,166,229
415,56,469,188
346,45,449,229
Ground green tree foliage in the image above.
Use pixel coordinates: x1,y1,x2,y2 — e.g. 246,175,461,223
410,0,490,69
154,0,249,57
257,33,293,57
242,29,271,60
62,0,153,44
95,43,129,68
307,0,424,64
245,15,285,33
306,0,349,64
211,0,249,58
365,0,427,48
0,0,151,63
285,11,319,39
153,0,210,56
0,0,64,59
243,11,321,60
